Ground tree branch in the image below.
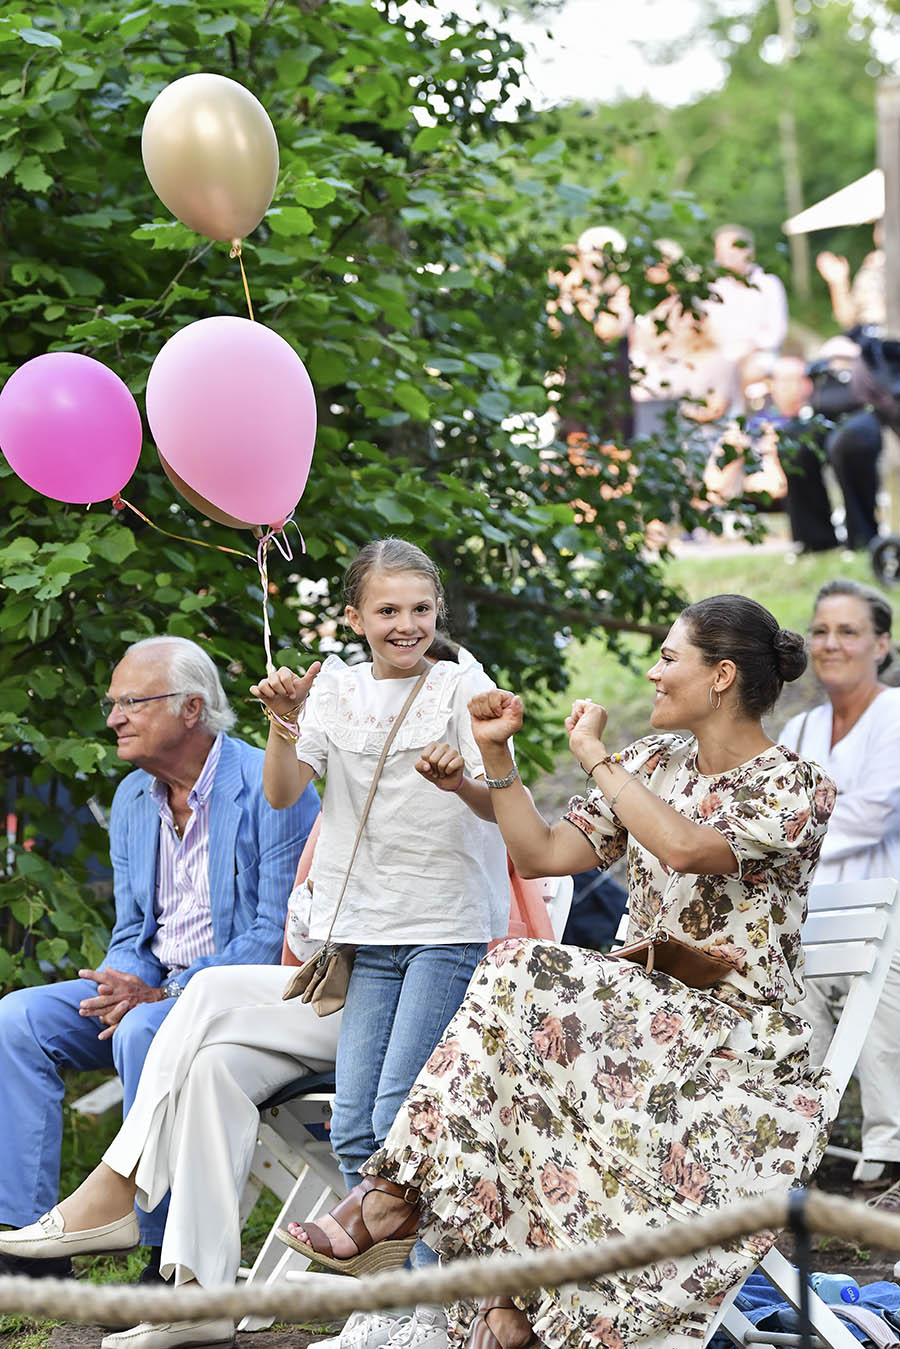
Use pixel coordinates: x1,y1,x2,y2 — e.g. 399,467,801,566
462,585,670,639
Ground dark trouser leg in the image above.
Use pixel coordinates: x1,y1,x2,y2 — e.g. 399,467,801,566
783,439,838,551
828,410,882,549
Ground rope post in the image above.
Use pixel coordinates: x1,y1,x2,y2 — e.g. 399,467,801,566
787,1189,814,1349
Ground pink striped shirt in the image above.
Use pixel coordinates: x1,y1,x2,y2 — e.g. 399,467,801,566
149,733,223,974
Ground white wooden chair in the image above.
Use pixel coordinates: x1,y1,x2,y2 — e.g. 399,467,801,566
709,875,900,1349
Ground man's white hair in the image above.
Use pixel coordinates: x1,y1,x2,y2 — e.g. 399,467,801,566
124,636,236,734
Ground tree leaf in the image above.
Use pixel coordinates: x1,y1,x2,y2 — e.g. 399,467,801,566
0,144,23,176
267,205,315,236
392,383,431,419
292,179,337,208
14,156,53,192
17,26,62,49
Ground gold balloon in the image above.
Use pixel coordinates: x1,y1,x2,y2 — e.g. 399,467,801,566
142,73,279,242
158,452,259,529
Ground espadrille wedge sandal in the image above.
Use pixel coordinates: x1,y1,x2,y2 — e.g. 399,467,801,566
275,1175,421,1277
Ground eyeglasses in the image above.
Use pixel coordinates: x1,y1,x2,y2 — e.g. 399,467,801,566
100,692,186,717
808,625,871,644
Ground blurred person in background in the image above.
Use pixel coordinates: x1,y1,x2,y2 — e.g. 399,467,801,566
703,225,789,405
629,239,739,442
816,223,885,336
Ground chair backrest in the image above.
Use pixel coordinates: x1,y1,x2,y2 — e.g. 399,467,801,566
800,876,900,1090
506,868,574,943
281,815,322,967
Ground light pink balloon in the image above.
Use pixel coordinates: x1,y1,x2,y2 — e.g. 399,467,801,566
146,317,316,526
0,353,143,503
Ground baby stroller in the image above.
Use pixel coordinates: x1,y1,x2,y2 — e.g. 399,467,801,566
853,337,900,584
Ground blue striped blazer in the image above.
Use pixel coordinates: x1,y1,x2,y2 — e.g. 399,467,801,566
101,735,320,987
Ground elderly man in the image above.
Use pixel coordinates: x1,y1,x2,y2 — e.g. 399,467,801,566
0,635,320,1278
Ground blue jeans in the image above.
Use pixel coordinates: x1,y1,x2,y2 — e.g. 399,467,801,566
331,943,485,1265
0,979,175,1244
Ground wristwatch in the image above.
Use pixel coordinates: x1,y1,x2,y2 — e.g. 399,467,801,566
163,978,183,999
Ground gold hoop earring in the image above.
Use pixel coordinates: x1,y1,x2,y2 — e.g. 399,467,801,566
708,686,721,710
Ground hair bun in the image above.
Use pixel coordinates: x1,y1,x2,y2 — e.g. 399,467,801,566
773,628,807,682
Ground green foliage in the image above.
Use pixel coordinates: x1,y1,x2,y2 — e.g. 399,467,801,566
0,0,731,989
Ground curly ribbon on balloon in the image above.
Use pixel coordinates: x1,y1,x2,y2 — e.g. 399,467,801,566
111,495,306,679
229,239,255,322
255,515,307,675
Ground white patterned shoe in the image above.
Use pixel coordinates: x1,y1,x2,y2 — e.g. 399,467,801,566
383,1306,448,1349
315,1310,411,1349
100,1319,235,1349
0,1207,140,1259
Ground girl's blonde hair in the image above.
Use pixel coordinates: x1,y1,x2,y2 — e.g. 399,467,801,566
342,538,445,621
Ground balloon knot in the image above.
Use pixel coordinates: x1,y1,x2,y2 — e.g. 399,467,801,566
111,494,125,511
229,238,242,259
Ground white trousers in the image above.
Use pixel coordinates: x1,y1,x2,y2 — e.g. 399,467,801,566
104,965,341,1288
798,948,900,1164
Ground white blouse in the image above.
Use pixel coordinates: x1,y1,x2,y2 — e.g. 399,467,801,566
295,656,510,945
780,687,900,886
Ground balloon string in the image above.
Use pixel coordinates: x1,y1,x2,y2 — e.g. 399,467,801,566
111,495,254,560
256,535,274,676
113,495,300,683
229,239,255,321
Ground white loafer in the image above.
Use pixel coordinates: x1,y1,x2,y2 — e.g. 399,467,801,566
0,1206,140,1259
101,1320,235,1349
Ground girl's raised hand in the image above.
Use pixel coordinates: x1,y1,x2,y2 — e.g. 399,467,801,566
565,699,609,765
250,662,321,718
415,741,465,793
468,689,523,746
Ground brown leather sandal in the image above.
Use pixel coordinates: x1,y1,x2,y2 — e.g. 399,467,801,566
274,1175,421,1276
467,1298,537,1349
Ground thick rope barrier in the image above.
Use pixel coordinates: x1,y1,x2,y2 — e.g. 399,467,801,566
1,1191,899,1327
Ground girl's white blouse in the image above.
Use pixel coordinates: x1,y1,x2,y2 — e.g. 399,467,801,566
296,656,510,944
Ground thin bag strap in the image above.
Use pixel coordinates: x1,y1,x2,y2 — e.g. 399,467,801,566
322,667,430,944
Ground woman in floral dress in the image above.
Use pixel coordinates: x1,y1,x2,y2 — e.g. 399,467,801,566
280,595,839,1349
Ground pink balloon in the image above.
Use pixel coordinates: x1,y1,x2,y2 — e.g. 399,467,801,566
145,317,316,526
0,353,142,503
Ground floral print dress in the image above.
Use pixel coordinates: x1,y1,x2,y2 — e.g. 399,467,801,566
365,736,839,1348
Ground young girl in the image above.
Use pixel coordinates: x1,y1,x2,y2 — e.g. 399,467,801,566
250,538,510,1245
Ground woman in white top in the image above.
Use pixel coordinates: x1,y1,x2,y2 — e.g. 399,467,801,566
252,538,509,1229
781,578,900,1184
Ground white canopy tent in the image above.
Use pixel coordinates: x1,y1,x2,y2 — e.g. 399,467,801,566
783,169,884,234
